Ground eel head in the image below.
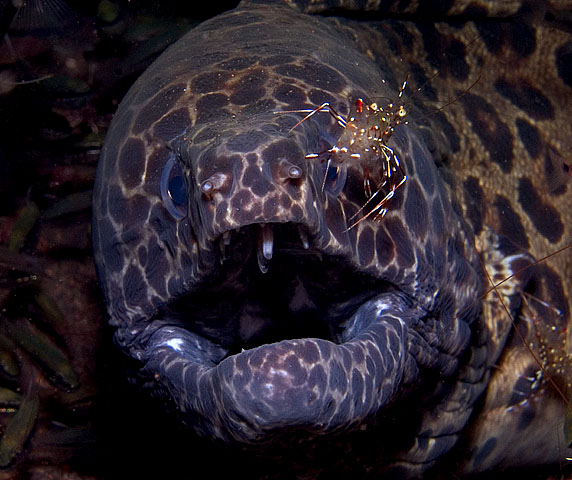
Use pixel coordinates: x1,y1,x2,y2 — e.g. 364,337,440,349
92,4,488,445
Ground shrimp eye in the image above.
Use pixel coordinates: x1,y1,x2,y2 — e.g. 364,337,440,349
160,154,187,220
323,162,347,197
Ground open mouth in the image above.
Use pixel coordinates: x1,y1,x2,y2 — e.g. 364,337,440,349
156,222,391,363
143,221,410,444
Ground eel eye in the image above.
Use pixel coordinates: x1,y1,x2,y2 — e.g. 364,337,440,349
323,161,347,197
160,154,187,220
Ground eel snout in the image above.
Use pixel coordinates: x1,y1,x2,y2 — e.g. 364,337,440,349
133,125,480,445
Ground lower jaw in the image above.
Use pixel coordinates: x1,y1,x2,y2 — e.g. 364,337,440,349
144,291,411,444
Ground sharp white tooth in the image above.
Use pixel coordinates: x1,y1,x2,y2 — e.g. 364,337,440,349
257,247,269,274
261,224,273,260
298,226,309,250
223,231,231,245
256,224,273,274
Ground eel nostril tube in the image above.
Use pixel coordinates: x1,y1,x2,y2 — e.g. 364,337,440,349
276,159,302,183
201,172,231,199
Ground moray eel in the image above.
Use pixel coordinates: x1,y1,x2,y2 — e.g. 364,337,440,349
92,0,572,476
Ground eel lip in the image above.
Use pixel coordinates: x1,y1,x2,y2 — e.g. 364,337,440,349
144,288,410,444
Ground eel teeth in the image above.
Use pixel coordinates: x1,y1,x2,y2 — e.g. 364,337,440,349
257,253,269,274
260,223,274,260
219,231,234,264
298,226,309,250
257,223,273,274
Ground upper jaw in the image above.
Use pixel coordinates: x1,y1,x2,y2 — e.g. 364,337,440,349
163,219,386,350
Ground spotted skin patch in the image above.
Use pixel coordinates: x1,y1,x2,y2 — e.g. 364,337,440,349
515,118,541,159
494,78,554,121
518,177,564,243
462,176,484,235
460,93,513,173
493,195,529,250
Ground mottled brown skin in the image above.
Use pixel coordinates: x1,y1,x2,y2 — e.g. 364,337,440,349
337,3,572,472
92,0,572,477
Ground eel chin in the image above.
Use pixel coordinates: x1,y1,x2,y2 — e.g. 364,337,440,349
142,222,414,443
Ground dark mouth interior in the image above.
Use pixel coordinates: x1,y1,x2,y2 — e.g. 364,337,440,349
158,223,387,360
